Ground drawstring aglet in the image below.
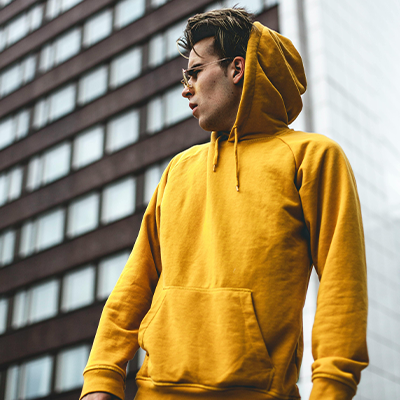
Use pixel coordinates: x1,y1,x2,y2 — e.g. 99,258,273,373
213,165,216,172
236,185,239,192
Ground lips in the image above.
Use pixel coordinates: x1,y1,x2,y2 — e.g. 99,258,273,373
189,102,197,110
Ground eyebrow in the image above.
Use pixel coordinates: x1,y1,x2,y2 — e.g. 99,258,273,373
187,63,204,70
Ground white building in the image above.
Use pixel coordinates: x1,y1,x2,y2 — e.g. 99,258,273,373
278,0,400,398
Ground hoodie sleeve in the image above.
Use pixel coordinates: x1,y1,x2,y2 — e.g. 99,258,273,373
295,135,369,399
79,165,168,400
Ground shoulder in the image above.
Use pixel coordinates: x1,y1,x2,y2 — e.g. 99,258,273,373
278,129,341,150
277,130,346,168
168,143,209,172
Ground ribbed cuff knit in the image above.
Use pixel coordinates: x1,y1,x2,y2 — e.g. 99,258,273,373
310,377,356,400
80,367,125,400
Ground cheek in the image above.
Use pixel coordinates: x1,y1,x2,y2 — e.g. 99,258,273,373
202,79,223,103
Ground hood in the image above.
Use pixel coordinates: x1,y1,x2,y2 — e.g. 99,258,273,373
212,22,307,191
228,21,307,141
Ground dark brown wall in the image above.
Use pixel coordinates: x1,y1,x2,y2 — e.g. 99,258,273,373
0,117,208,230
0,303,104,365
0,0,215,117
0,0,115,70
0,56,189,171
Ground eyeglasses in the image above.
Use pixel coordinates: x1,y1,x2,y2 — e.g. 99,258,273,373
181,57,234,88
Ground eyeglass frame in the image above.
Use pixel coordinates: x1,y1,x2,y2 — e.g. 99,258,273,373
181,57,234,88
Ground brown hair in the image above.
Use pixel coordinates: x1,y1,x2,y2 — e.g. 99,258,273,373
177,6,255,67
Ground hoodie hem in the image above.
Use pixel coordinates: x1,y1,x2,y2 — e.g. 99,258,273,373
135,377,300,400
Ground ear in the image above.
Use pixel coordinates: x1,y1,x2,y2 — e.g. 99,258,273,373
232,56,245,85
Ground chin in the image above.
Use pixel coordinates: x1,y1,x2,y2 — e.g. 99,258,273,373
198,117,220,132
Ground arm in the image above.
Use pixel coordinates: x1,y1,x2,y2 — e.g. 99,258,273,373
80,164,169,400
297,139,368,399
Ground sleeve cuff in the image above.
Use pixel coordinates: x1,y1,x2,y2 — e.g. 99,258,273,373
309,377,356,400
80,366,126,400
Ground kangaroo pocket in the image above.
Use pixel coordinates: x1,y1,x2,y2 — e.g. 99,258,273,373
138,286,274,390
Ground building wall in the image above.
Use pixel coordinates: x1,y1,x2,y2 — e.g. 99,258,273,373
279,0,400,398
0,1,279,399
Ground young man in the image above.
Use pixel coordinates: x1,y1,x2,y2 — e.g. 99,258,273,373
81,8,368,400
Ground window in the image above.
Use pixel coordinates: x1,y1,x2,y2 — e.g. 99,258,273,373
49,84,76,122
40,28,81,72
5,365,19,400
1,0,13,7
2,5,44,50
22,55,36,83
0,64,20,97
83,9,113,47
34,84,76,129
144,160,169,203
151,0,168,8
147,96,163,134
61,0,83,12
61,265,95,312
146,85,191,134
11,291,27,329
46,0,84,20
148,34,164,68
148,19,186,68
165,19,186,60
33,98,48,128
164,85,192,126
5,358,53,400
6,14,29,46
15,109,30,139
54,27,81,65
0,116,15,149
27,142,71,191
0,297,8,334
110,47,142,88
102,177,136,224
0,28,5,52
0,230,16,266
39,43,54,72
67,192,99,237
78,66,108,105
28,4,44,31
0,55,36,98
43,142,71,185
0,166,23,205
22,356,53,399
97,251,130,299
36,208,65,251
0,173,7,205
106,110,139,153
73,126,104,169
46,0,61,20
114,0,145,29
29,280,59,323
20,208,65,256
12,280,59,328
7,166,23,201
55,345,89,391
26,158,42,191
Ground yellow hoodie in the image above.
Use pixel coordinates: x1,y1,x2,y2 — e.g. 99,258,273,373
81,22,368,400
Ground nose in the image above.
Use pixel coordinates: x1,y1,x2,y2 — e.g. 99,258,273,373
182,84,193,98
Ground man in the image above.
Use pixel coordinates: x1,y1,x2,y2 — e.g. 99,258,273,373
81,7,368,400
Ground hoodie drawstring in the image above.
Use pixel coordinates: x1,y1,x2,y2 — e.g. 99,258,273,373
213,129,240,192
234,127,239,192
213,135,222,172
